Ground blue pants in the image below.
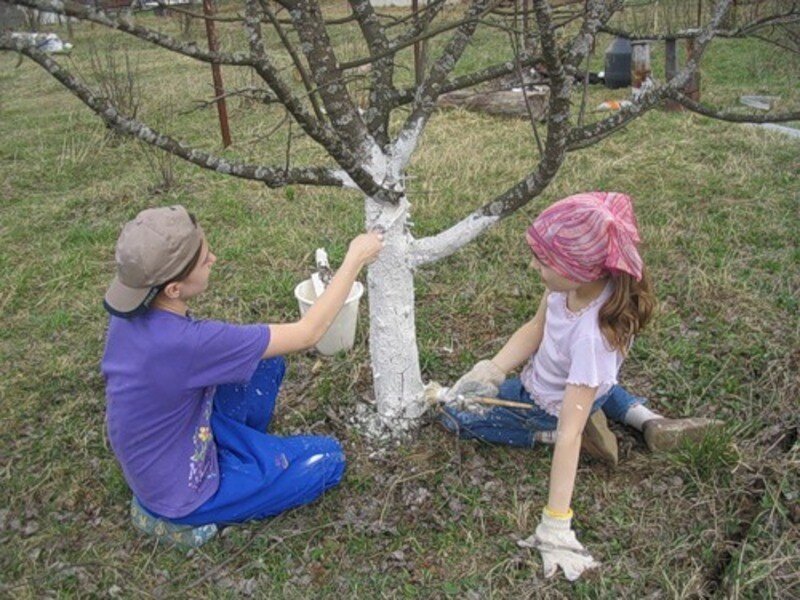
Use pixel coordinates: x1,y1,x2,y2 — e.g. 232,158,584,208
147,357,345,526
440,378,645,448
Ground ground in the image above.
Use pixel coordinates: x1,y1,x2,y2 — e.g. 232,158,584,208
0,2,798,597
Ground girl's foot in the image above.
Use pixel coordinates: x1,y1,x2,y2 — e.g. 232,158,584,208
581,411,618,466
643,418,723,452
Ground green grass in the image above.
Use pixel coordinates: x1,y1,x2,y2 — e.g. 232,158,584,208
1,2,799,597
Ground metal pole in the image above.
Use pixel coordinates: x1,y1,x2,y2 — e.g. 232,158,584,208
202,0,232,147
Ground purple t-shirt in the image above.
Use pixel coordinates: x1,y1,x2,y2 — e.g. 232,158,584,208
101,309,270,518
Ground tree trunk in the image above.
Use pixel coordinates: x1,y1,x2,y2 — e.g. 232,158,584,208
364,195,426,430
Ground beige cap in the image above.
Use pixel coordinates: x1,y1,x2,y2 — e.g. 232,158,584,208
104,205,204,316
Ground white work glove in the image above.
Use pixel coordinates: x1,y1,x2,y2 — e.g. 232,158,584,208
445,359,505,408
517,510,600,581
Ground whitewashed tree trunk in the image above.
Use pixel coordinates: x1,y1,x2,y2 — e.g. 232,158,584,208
364,195,426,428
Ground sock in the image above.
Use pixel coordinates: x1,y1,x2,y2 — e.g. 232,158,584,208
623,404,662,431
535,430,557,444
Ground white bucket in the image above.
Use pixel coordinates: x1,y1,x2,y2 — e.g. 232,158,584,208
294,279,364,355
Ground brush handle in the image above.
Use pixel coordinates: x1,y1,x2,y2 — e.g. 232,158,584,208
443,396,532,410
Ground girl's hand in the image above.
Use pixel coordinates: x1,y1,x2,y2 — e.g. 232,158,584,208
346,230,385,267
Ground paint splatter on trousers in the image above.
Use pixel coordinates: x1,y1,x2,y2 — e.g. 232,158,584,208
144,357,345,526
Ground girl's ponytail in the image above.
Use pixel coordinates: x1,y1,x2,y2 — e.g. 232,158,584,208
599,268,656,354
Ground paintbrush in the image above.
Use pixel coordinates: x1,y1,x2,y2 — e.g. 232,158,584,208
424,381,532,410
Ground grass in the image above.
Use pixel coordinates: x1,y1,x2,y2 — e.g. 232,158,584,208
1,1,799,597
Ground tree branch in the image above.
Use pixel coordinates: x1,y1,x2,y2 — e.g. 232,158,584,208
392,50,546,106
281,0,373,158
393,0,494,175
598,6,800,41
348,0,396,146
567,0,735,152
6,0,255,66
667,90,800,123
241,1,392,201
410,0,574,267
257,0,326,122
0,36,349,189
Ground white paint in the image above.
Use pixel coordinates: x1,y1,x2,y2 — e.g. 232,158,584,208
330,169,359,190
303,454,324,466
364,194,427,430
390,118,424,179
410,211,499,267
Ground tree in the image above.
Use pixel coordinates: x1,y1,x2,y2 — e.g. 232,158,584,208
2,0,798,434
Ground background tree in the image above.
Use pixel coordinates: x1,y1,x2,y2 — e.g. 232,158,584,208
2,0,798,434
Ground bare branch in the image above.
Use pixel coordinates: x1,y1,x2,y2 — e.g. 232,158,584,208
667,90,800,123
180,86,278,115
567,0,735,152
340,0,500,72
0,36,348,189
411,0,574,266
348,0,396,146
240,2,394,201
598,5,800,41
393,0,494,172
281,0,372,155
563,0,624,67
393,50,546,106
6,0,255,66
508,29,544,155
257,0,326,121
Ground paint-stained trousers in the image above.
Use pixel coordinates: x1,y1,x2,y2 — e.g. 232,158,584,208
145,357,345,526
440,377,644,447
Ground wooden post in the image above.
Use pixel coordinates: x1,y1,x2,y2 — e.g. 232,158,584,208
663,38,683,111
202,0,232,148
684,38,701,101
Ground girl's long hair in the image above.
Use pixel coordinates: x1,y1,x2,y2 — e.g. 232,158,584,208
599,268,656,354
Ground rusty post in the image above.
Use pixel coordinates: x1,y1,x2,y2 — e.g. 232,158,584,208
202,0,232,147
630,41,651,94
684,38,701,101
663,38,683,111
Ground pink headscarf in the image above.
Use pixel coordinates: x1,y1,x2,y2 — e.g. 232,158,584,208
526,191,644,282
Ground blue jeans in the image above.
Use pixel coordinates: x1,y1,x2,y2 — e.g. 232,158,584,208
145,357,346,526
440,377,645,448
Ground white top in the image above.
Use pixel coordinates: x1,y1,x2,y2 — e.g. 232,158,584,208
520,283,624,417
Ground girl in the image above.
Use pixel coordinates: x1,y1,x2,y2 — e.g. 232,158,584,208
440,192,720,581
101,205,384,547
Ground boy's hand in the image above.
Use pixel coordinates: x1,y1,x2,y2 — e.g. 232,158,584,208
346,230,385,267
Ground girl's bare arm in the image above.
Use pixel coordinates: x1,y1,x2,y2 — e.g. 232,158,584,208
546,384,597,512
